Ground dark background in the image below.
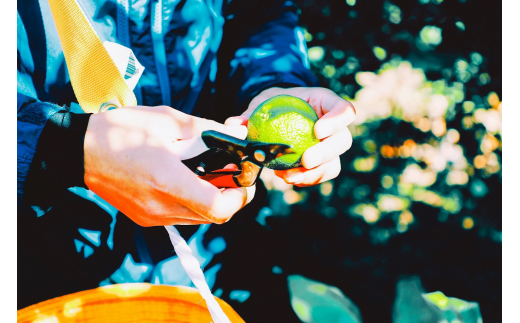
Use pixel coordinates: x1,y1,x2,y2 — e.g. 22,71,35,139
214,0,501,322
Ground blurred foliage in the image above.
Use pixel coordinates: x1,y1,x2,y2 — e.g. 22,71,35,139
258,0,501,322
392,276,483,323
288,275,362,323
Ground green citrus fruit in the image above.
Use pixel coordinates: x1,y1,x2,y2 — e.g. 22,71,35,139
247,95,319,170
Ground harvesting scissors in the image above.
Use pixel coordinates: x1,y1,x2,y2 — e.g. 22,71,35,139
181,130,293,188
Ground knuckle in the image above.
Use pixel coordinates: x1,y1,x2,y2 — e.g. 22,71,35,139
323,88,337,96
142,201,161,219
193,117,208,133
149,173,169,194
157,105,171,113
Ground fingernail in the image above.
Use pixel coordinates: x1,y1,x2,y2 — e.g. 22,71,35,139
227,116,249,126
287,172,304,184
224,117,241,126
315,126,332,139
228,125,248,139
303,154,321,169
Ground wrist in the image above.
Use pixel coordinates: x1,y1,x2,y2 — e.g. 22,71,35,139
83,112,108,191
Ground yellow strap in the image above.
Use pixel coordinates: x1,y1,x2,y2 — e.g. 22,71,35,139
42,5,237,321
47,0,137,113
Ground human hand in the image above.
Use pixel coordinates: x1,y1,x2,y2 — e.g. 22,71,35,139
84,105,255,226
225,87,356,187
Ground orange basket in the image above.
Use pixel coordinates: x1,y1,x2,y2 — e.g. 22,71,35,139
17,283,245,322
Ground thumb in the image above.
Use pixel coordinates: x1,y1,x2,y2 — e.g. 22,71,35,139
198,117,248,140
225,116,249,126
173,117,247,160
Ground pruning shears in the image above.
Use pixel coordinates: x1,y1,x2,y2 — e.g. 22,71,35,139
182,130,294,188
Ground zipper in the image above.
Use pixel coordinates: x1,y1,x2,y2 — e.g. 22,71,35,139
117,0,144,105
151,0,172,106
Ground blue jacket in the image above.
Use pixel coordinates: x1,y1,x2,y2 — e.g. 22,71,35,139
18,0,317,208
17,0,318,308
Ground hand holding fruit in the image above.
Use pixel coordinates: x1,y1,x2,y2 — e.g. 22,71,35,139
225,87,356,187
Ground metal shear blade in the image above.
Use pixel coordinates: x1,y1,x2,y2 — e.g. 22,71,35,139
245,142,294,165
181,130,294,187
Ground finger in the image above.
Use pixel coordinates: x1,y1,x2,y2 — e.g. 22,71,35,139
173,166,256,224
137,218,213,226
274,157,341,186
168,219,213,225
173,117,248,160
200,186,256,224
313,98,356,139
204,184,255,224
128,202,214,227
160,205,218,224
301,128,353,169
196,117,248,140
314,89,356,115
245,184,256,205
166,108,248,140
225,116,249,126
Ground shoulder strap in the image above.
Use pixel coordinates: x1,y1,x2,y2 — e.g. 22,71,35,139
47,0,137,113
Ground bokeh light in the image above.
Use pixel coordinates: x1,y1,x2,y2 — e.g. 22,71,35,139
255,0,501,321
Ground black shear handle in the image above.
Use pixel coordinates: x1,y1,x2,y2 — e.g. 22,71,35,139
181,149,262,188
201,130,249,158
195,160,262,188
181,130,271,188
181,149,239,175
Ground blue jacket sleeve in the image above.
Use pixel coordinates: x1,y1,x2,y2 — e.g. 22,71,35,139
18,92,92,216
17,93,66,212
215,0,319,116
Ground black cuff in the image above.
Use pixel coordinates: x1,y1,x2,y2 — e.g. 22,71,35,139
40,111,92,188
25,111,92,206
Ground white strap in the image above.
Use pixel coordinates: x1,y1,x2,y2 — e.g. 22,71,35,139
100,39,227,323
164,225,232,323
